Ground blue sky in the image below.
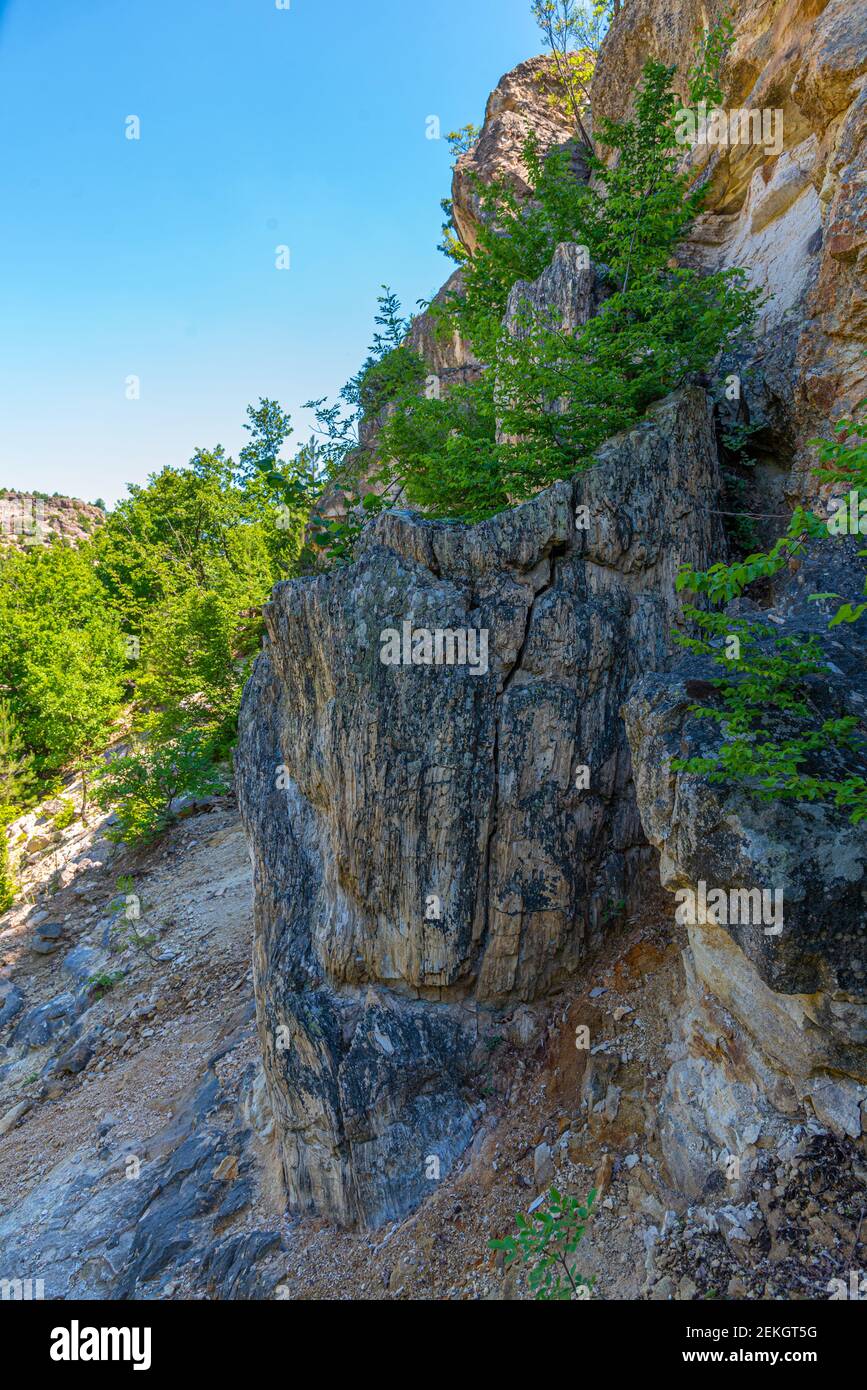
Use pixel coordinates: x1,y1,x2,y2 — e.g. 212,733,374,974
0,0,542,506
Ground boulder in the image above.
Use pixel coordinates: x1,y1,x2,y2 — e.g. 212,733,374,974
0,981,24,1030
30,921,65,955
61,945,108,986
12,991,85,1050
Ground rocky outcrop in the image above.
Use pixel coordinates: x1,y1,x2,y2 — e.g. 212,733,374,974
313,272,482,529
452,56,587,254
236,385,725,1229
0,492,105,549
591,0,728,132
586,0,867,1211
405,270,482,393
241,0,867,1253
594,0,867,496
624,543,867,1195
317,49,589,530
504,243,610,337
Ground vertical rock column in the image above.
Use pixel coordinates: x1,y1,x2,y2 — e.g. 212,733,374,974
236,386,725,1228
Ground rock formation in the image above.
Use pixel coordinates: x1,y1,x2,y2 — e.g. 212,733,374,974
624,540,867,1196
4,1,867,1305
595,0,867,1196
405,270,483,394
237,0,867,1242
0,492,105,550
236,384,725,1228
595,0,867,497
451,56,586,253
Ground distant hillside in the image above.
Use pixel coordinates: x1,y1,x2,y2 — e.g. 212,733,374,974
0,491,106,550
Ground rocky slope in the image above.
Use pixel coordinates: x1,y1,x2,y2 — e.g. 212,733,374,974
0,786,280,1299
0,492,105,549
3,794,863,1301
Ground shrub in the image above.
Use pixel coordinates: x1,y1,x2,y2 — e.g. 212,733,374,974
87,971,125,998
93,730,228,846
0,698,36,821
53,798,77,830
0,832,15,915
490,1187,597,1300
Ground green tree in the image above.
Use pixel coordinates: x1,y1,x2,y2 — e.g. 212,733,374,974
531,1,616,146
0,831,15,915
687,13,735,107
379,60,758,520
375,376,504,521
0,543,125,787
0,699,36,820
301,288,428,560
445,123,481,162
0,400,310,814
673,403,867,824
238,398,294,482
94,435,304,743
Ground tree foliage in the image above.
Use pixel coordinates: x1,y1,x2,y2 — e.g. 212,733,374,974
674,404,867,824
490,1187,597,1300
531,1,617,145
0,543,125,779
2,400,310,838
375,59,758,521
93,731,229,846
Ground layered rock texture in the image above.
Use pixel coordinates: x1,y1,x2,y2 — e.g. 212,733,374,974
595,0,867,495
594,0,867,1197
236,387,724,1227
405,269,482,393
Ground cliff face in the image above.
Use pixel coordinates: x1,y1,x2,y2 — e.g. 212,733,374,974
451,56,586,253
237,0,867,1239
624,541,867,1196
597,0,867,1204
595,0,867,495
236,387,724,1228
